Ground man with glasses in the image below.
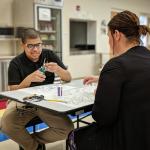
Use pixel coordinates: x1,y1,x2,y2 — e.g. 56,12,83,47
1,28,74,150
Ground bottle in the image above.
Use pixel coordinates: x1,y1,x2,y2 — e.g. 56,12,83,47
54,76,63,97
57,83,62,96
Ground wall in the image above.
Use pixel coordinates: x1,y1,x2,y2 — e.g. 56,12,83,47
0,0,14,26
0,0,150,78
0,0,14,56
62,0,150,78
13,0,34,27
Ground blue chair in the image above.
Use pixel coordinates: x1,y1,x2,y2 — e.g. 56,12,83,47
18,111,92,149
19,116,45,150
68,111,92,128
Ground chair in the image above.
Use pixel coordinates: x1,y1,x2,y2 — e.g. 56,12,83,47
68,111,92,128
0,107,9,142
19,116,44,150
68,104,93,128
66,122,97,150
66,111,93,150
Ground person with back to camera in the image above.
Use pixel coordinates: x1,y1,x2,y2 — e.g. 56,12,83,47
70,10,150,150
0,28,74,150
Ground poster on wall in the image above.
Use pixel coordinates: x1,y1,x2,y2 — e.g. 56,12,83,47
38,7,51,21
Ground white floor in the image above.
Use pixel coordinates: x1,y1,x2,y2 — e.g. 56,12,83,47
0,140,66,150
0,116,94,150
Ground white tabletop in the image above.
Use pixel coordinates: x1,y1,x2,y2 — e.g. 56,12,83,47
0,79,96,113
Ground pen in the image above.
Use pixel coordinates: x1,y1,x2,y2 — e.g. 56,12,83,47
47,99,67,103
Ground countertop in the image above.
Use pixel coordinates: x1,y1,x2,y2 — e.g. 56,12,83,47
0,56,15,61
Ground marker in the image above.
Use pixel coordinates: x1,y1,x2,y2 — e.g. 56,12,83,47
47,99,67,103
57,86,62,96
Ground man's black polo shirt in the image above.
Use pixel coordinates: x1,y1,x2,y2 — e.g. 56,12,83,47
8,49,66,87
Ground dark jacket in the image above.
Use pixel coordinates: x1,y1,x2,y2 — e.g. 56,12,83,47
92,46,150,150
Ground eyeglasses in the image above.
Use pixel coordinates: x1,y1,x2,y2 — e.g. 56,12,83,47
26,43,42,50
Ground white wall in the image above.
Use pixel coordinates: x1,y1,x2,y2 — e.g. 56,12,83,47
62,0,150,78
0,0,14,26
0,0,15,56
1,0,150,77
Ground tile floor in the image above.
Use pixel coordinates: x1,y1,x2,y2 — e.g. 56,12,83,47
0,140,66,150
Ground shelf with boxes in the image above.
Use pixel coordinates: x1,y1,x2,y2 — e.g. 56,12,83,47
37,20,58,51
40,32,57,50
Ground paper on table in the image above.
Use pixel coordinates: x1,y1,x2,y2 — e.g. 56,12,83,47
19,85,76,100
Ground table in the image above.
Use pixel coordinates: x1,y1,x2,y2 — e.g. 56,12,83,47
0,79,96,127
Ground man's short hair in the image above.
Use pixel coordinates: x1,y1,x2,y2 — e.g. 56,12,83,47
21,28,41,44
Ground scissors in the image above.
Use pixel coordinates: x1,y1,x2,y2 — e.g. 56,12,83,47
23,94,44,102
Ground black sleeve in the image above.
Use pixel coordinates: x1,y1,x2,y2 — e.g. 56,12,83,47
8,61,22,85
49,51,67,70
92,59,125,127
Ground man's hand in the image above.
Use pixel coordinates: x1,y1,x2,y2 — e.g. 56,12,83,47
44,62,60,73
27,70,46,83
44,62,71,82
9,70,46,91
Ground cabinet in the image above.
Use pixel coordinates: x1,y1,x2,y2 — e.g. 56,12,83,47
70,19,96,55
35,4,62,59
